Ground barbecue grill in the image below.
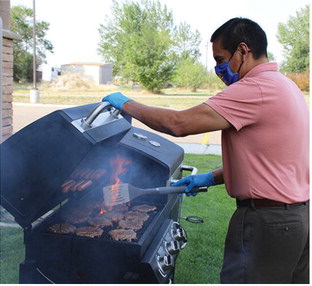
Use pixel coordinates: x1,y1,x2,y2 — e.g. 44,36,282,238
1,102,198,283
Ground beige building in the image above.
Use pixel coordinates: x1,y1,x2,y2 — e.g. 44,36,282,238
61,62,113,84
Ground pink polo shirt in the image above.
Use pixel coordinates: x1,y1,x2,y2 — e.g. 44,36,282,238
205,62,309,203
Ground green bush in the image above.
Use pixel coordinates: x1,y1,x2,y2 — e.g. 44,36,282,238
206,70,225,92
173,59,208,92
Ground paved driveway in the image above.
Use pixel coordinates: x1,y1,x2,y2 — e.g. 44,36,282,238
12,103,221,145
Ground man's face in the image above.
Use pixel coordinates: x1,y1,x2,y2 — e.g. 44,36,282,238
212,39,241,74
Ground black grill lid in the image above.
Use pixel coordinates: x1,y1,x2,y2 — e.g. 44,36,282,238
120,127,184,177
0,103,132,228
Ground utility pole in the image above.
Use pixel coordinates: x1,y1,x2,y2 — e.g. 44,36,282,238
30,0,40,103
205,39,209,72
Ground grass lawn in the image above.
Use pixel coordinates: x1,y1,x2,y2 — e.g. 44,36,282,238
13,82,216,106
0,154,235,284
175,154,235,284
0,227,24,284
13,93,208,109
13,82,309,109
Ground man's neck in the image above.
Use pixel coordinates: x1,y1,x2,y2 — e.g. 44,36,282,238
241,56,268,78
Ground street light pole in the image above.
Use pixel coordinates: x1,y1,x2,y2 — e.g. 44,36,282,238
30,0,40,103
32,0,36,89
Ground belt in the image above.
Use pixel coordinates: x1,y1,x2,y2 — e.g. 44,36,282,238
236,198,309,209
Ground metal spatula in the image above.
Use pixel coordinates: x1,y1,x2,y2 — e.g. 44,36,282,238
103,183,207,207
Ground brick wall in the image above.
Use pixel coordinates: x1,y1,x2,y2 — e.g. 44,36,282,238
1,0,20,142
2,35,14,141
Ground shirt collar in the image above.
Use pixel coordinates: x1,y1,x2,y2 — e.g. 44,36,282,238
244,62,278,79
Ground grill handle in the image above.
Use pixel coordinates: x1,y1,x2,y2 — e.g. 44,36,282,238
80,101,120,129
180,165,198,176
170,165,198,185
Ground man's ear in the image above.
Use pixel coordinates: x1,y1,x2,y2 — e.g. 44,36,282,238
237,42,250,59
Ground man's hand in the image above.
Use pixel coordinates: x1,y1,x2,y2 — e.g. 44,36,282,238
172,172,215,196
102,92,133,111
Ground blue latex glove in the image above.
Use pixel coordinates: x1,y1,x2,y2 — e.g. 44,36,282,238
102,92,133,111
172,172,215,196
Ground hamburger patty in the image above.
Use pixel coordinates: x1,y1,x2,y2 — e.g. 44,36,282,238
108,229,137,241
132,204,157,213
65,213,89,225
118,219,143,231
75,226,103,238
124,211,149,222
103,211,124,223
48,223,76,234
88,215,113,228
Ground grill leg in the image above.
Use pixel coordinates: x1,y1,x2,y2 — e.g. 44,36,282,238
20,260,52,284
19,260,38,284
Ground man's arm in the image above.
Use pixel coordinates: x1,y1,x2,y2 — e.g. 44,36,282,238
212,168,224,185
172,168,224,195
122,100,231,136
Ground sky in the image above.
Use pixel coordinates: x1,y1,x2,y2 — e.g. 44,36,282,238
10,0,310,70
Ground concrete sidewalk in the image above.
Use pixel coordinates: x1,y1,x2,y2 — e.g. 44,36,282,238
12,103,222,155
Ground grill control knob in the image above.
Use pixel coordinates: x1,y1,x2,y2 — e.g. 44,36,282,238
166,240,180,255
172,228,184,241
157,254,174,272
172,223,188,249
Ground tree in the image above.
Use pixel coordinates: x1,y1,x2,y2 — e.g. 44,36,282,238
98,0,201,93
172,22,201,62
277,5,309,73
173,58,207,92
267,52,275,62
11,5,53,82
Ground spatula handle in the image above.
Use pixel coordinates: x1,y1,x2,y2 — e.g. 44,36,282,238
153,186,207,194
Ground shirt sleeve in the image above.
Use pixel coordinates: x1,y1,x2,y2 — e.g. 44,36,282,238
204,79,263,131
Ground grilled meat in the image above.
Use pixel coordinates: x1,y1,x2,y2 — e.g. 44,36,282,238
78,168,92,179
124,211,149,222
112,204,129,213
76,180,93,191
100,210,125,223
132,204,157,213
61,178,93,193
68,179,85,192
108,229,137,241
75,226,103,238
63,167,104,193
88,215,113,228
109,211,125,223
64,205,94,225
118,219,143,231
61,180,77,193
48,223,76,234
65,202,96,216
66,214,89,225
90,169,106,179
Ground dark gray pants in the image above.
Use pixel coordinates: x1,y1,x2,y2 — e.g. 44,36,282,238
220,202,309,284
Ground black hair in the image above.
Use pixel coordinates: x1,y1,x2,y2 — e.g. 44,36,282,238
210,17,268,59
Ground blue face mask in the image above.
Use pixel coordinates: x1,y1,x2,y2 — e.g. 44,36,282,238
214,61,239,86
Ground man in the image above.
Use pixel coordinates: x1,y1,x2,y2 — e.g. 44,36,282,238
102,18,309,284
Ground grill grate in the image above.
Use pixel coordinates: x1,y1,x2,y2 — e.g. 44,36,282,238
37,195,164,243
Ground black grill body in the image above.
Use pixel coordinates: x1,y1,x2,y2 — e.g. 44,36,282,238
19,195,181,284
1,103,188,284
